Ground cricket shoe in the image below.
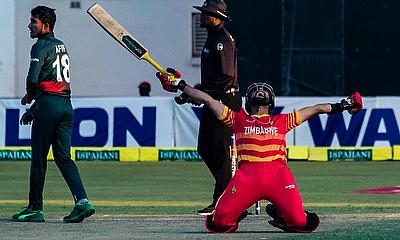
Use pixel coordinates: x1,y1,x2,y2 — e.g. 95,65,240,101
196,204,215,216
265,203,278,219
237,209,248,222
268,211,320,233
63,201,95,223
11,207,45,222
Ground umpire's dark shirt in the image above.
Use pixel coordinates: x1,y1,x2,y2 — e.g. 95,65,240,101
201,23,237,99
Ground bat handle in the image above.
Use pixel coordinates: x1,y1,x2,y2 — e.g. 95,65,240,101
143,54,175,81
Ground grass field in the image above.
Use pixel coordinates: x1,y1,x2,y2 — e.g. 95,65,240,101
1,161,400,239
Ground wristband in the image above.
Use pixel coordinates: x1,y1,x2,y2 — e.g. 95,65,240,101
176,80,187,91
329,103,343,114
174,93,189,105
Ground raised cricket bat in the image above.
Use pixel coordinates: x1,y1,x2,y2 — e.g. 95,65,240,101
87,3,170,77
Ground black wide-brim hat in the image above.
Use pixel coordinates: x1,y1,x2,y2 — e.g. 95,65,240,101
193,0,230,21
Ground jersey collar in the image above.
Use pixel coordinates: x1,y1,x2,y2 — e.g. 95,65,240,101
252,114,271,118
38,32,54,39
207,23,223,33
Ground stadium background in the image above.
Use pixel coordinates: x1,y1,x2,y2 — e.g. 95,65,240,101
1,1,400,239
1,0,400,157
1,0,399,98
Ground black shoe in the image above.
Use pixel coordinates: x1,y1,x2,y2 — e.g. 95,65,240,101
266,204,278,219
237,210,248,223
268,211,320,233
196,204,215,216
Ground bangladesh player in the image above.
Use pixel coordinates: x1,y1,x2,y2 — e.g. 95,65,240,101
12,6,95,223
157,69,363,233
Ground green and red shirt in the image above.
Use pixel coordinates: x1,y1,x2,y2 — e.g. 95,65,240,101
26,32,71,98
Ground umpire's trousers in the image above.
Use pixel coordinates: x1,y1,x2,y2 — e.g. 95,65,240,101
197,93,242,204
29,94,87,210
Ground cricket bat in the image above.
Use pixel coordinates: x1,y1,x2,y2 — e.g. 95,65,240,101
87,3,171,78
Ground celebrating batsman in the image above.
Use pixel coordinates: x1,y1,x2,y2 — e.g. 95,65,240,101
157,68,363,233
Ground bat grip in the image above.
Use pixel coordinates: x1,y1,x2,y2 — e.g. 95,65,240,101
144,55,175,81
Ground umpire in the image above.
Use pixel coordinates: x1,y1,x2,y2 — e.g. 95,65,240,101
193,0,242,215
12,6,94,223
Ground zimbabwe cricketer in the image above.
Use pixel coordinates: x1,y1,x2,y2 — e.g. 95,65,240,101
12,6,94,223
157,69,363,233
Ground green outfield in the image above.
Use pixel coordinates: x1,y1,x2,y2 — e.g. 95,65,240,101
1,161,400,239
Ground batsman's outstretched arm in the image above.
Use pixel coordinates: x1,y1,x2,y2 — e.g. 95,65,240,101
156,68,225,117
182,84,225,117
298,104,333,122
298,92,363,122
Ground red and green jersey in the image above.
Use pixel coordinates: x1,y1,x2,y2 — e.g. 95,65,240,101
218,107,302,163
26,32,71,98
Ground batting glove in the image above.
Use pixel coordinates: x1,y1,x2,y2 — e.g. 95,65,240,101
165,68,181,81
165,68,187,91
347,92,363,114
330,91,363,114
156,71,177,93
156,68,187,92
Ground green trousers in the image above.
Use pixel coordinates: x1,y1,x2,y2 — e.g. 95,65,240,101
29,93,87,210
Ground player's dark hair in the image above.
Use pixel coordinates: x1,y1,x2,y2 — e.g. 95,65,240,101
138,81,151,96
31,6,56,31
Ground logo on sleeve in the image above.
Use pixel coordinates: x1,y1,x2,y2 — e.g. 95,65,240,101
284,184,296,190
231,185,237,194
30,58,39,62
217,43,224,51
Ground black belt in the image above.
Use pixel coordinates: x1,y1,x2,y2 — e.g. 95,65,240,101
211,92,239,101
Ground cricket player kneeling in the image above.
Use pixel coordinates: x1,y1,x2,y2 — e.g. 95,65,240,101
157,69,363,234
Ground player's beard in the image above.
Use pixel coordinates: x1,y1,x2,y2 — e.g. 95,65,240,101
200,14,211,28
29,26,42,39
200,20,207,28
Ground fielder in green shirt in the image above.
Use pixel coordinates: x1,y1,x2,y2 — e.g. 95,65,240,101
12,5,95,223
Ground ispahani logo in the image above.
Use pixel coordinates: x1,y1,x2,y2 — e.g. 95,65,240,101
75,150,120,161
328,149,372,161
159,150,202,161
0,150,31,161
